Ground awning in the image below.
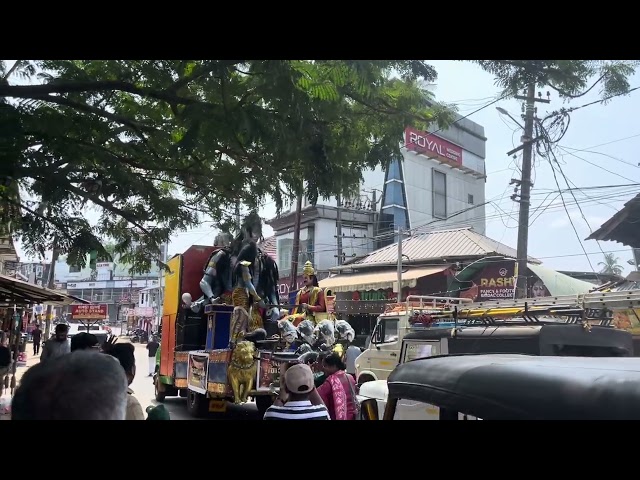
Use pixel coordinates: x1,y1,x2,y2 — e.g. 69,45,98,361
319,266,449,293
527,263,594,296
0,273,91,306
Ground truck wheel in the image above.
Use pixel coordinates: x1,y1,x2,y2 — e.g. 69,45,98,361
255,396,273,418
187,390,208,418
154,380,166,403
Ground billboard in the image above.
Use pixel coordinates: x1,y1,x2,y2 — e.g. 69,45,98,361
70,304,108,320
405,127,463,165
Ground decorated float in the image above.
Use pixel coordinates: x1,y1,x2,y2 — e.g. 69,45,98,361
154,214,356,418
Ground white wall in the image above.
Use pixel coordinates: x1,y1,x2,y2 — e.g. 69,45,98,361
313,217,375,271
288,167,387,213
401,148,486,234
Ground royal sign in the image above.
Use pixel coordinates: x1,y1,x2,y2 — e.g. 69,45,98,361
405,127,463,165
70,304,108,320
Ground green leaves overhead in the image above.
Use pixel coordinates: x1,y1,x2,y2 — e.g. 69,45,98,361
472,60,638,101
0,59,454,271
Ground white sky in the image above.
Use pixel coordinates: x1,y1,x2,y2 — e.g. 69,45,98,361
10,60,640,274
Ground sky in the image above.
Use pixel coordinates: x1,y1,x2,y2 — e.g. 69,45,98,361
10,60,640,275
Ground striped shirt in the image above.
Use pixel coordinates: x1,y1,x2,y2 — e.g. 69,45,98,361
263,400,330,420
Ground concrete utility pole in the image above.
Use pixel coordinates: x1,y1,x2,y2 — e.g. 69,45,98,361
289,191,303,291
505,82,550,298
335,194,343,265
43,237,59,340
397,228,404,302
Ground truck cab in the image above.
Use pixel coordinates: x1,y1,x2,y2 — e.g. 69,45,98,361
354,296,471,386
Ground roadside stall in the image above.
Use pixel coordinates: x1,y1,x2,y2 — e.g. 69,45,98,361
0,274,89,415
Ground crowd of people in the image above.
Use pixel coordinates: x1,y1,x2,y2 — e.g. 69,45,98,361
9,324,169,421
7,322,358,421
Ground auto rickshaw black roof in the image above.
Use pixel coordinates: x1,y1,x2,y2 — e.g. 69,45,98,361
386,354,640,420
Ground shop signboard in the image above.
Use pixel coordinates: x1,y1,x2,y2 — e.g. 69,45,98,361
70,304,108,320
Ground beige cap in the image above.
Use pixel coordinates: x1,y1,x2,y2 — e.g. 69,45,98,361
284,363,314,394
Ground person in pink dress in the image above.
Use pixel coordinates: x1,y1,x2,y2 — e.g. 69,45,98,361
316,352,358,420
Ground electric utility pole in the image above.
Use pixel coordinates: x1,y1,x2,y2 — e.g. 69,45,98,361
44,236,59,340
289,190,303,291
507,82,550,298
335,194,343,266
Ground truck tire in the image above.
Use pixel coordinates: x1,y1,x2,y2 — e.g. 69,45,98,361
154,380,166,403
255,396,273,418
187,390,208,418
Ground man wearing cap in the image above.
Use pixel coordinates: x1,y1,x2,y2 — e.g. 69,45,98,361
263,363,330,420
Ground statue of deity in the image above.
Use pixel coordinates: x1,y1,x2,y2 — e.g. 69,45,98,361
285,261,326,326
229,241,264,343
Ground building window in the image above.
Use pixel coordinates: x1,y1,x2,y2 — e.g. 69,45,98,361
432,170,447,219
468,194,474,205
278,238,293,276
68,265,81,273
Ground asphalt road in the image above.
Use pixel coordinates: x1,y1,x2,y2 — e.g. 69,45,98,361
130,343,261,420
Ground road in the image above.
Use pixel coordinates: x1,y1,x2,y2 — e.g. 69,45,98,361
130,343,261,420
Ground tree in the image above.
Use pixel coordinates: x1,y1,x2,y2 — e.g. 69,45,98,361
598,253,623,276
0,60,454,271
472,61,638,101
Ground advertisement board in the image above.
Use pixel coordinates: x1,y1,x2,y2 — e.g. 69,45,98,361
187,352,209,395
405,127,463,165
70,304,108,320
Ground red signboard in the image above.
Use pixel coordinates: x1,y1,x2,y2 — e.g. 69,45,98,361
70,304,108,319
405,127,463,165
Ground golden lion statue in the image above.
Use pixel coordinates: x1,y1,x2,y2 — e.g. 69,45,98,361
227,340,257,404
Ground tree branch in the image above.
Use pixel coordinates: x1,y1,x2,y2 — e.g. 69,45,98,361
0,80,215,109
35,94,158,133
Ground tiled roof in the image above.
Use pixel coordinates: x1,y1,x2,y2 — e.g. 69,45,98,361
341,227,537,269
259,235,277,259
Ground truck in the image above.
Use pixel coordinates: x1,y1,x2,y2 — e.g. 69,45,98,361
354,295,472,386
154,245,220,405
357,290,640,420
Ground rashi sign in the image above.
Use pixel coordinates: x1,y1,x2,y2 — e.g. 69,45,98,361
70,304,108,319
405,127,463,165
477,263,516,300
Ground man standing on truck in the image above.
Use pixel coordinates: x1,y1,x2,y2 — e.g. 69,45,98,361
146,336,159,377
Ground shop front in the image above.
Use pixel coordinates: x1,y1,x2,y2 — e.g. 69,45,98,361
320,266,450,346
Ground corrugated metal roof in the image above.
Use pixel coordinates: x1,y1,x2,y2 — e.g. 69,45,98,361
345,227,535,268
258,236,277,259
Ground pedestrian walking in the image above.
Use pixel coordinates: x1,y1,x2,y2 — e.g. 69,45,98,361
31,325,42,356
146,336,159,377
40,324,70,363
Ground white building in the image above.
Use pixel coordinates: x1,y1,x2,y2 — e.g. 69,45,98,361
267,114,487,286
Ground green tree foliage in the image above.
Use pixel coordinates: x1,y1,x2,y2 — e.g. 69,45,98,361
0,60,455,271
598,252,623,276
472,60,638,101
